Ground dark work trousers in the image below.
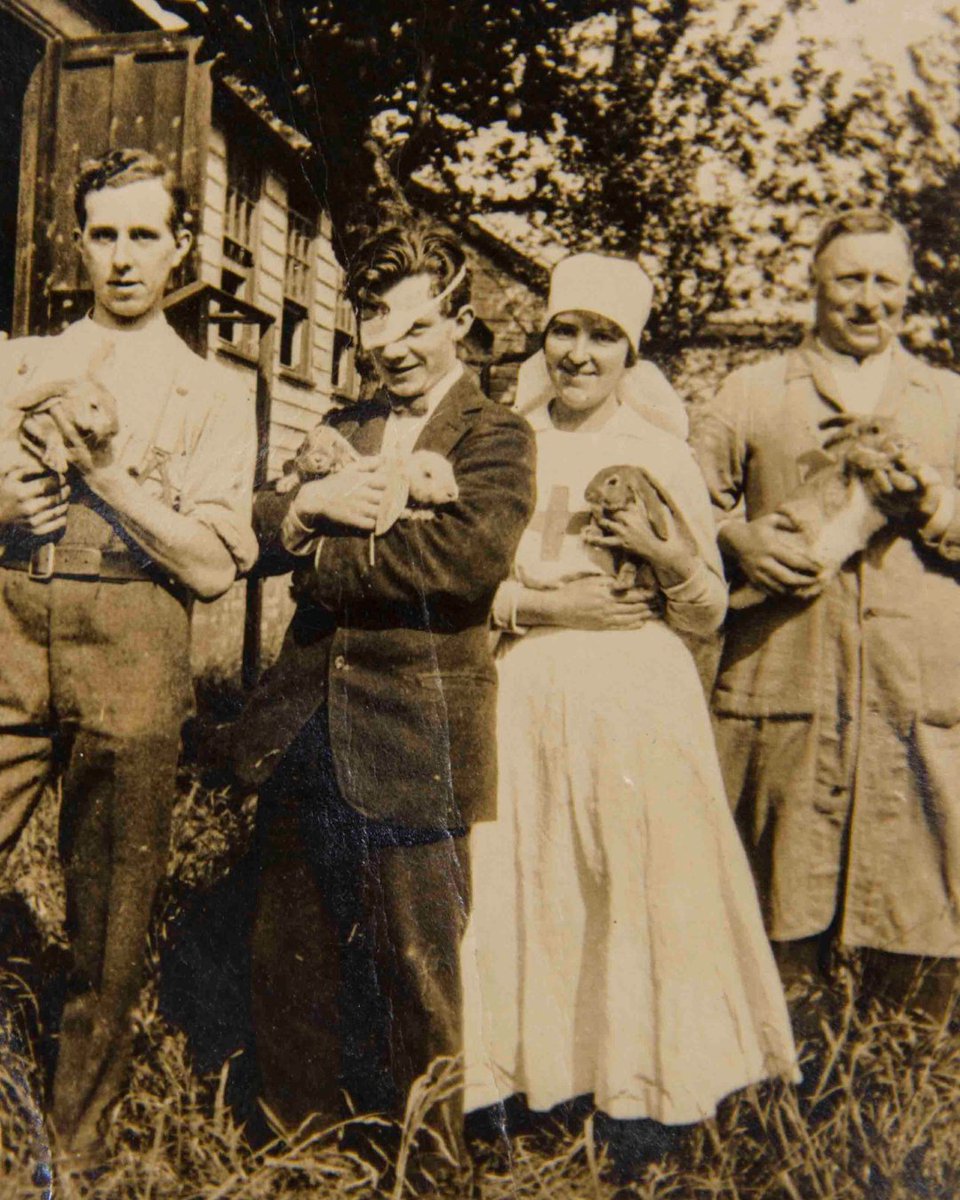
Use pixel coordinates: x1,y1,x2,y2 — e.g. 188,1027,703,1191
0,567,191,1157
773,934,958,1022
251,709,472,1161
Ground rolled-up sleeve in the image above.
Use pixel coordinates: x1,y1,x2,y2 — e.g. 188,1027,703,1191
662,562,727,637
655,443,728,637
178,374,259,573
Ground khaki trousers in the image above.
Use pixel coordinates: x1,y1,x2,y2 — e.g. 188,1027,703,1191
0,568,191,1156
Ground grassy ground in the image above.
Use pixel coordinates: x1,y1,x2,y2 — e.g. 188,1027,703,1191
0,772,958,1199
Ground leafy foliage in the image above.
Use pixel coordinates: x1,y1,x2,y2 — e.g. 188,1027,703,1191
157,2,960,354
165,0,602,256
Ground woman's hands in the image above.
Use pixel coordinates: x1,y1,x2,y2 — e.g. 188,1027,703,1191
519,574,662,631
584,501,697,589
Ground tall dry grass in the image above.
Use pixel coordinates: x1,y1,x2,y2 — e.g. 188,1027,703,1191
0,772,956,1198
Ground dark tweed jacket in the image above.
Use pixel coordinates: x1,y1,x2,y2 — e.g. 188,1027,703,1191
233,370,536,829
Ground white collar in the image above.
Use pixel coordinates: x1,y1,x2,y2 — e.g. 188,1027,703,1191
526,396,639,435
69,311,176,353
815,337,893,375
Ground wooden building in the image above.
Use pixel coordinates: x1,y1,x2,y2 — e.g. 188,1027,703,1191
0,0,549,684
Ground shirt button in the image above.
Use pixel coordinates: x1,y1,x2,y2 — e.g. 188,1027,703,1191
333,655,346,670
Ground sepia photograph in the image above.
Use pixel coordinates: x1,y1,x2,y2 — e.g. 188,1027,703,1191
0,0,958,1196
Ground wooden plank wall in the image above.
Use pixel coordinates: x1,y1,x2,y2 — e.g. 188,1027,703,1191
200,124,339,480
191,122,341,681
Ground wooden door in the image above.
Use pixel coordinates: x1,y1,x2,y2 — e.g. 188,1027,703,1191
15,32,211,336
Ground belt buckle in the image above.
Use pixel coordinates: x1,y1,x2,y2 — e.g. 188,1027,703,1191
28,543,56,581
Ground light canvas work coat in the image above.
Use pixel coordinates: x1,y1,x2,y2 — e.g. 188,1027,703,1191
690,339,960,956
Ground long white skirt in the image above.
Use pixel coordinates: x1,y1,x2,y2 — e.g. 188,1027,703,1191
461,623,799,1124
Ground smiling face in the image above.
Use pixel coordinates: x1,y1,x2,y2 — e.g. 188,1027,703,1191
77,177,192,330
543,310,632,416
364,273,473,400
813,231,911,359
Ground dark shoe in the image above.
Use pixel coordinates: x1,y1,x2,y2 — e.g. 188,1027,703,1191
339,1117,400,1187
465,1093,534,1146
594,1113,683,1182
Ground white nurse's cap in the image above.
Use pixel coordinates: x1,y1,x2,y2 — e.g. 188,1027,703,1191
546,252,654,349
514,252,687,438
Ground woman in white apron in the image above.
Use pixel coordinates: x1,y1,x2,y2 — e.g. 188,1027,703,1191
461,253,798,1165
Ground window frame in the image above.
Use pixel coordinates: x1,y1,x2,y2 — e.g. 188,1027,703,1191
330,284,360,401
218,146,262,362
278,205,317,384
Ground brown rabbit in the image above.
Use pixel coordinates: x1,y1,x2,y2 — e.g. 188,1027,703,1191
17,376,120,476
583,463,696,591
731,414,916,609
275,423,360,494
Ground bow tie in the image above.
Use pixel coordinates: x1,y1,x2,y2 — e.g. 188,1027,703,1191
388,393,430,417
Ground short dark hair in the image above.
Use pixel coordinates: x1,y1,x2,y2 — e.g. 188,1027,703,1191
74,148,190,233
812,208,912,265
345,219,471,317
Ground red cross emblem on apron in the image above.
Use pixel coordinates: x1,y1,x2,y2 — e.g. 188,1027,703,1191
528,485,591,561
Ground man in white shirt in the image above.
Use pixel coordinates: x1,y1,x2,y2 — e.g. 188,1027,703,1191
0,148,257,1164
691,209,960,1017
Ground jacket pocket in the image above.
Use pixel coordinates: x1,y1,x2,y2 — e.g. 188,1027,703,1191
919,573,960,727
415,669,497,691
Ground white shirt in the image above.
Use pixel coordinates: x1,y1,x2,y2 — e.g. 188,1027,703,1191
0,314,258,570
379,362,464,459
816,339,893,416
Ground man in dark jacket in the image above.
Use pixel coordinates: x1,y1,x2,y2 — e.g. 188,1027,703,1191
242,220,535,1165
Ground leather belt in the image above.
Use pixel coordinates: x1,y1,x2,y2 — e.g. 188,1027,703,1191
0,543,157,583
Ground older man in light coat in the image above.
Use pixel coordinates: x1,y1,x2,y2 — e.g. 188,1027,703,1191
691,209,960,1017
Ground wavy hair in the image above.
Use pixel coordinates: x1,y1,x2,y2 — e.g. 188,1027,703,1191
74,148,190,234
345,219,471,317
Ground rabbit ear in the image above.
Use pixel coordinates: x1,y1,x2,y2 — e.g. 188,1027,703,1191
629,469,672,541
14,380,70,414
85,338,115,381
334,427,359,457
643,468,701,554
